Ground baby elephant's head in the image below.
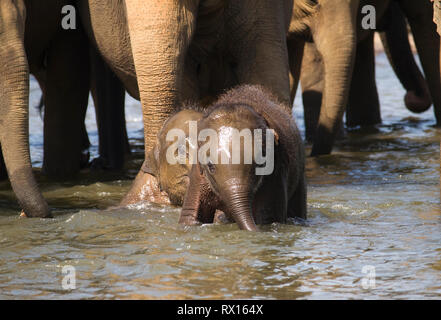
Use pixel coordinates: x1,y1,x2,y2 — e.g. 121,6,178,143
197,103,278,231
151,108,202,205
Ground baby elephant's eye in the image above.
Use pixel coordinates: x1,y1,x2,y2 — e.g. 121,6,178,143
207,161,216,174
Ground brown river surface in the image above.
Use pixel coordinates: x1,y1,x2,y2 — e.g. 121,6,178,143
0,52,440,299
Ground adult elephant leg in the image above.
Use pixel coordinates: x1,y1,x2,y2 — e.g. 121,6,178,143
32,69,91,171
79,117,90,169
399,0,441,124
346,33,381,127
0,0,50,217
310,0,359,156
379,1,432,114
43,28,90,179
0,145,7,181
120,0,199,205
287,37,304,106
90,46,128,171
300,42,325,142
230,0,292,110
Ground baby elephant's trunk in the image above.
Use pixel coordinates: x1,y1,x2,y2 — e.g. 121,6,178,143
226,190,258,231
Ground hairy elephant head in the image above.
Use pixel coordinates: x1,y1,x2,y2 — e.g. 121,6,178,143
181,102,278,231
149,107,203,205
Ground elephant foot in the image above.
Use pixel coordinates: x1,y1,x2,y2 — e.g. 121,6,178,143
89,157,112,171
19,210,52,218
119,171,171,206
405,90,432,113
80,149,90,169
90,156,124,172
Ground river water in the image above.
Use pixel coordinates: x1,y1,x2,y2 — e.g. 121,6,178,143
0,53,440,299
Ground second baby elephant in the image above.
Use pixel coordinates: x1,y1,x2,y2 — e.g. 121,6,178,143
145,107,204,206
178,85,307,231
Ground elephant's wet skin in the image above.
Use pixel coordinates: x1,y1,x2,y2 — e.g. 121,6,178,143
118,107,230,224
78,0,293,209
179,85,307,231
121,108,203,207
148,108,204,206
288,0,440,156
0,0,51,218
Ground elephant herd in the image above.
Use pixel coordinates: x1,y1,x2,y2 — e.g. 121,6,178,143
0,0,439,231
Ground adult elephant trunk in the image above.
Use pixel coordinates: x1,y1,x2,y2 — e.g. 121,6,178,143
399,0,441,125
225,189,257,231
310,0,358,156
379,1,432,114
0,0,50,217
120,0,199,204
124,0,199,158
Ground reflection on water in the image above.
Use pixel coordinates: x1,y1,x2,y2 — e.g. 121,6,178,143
0,53,440,299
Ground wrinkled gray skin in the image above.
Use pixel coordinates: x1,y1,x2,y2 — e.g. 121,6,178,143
379,3,433,116
314,1,432,132
0,0,131,217
179,85,306,231
288,0,440,155
346,1,433,128
77,0,294,209
0,0,93,217
1,0,293,216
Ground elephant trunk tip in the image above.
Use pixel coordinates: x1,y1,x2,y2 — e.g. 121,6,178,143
232,209,259,231
240,221,259,232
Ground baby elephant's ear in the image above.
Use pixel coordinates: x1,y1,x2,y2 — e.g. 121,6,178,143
269,128,279,146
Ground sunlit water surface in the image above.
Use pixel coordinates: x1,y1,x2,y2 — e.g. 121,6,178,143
0,53,440,299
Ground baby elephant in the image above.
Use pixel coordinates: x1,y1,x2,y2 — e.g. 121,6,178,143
147,107,203,206
145,107,231,224
179,85,307,231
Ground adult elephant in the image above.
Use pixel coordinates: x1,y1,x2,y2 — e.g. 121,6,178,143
288,0,440,155
77,0,294,206
37,45,130,173
1,0,126,217
25,0,91,179
0,0,93,217
88,46,130,172
346,1,433,128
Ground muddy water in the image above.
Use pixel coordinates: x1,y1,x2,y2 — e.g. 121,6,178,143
0,53,440,299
